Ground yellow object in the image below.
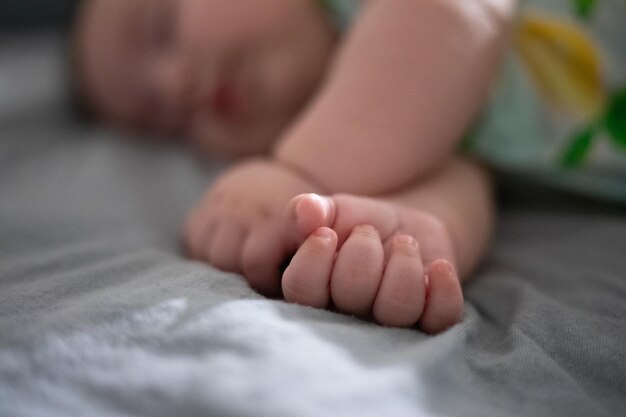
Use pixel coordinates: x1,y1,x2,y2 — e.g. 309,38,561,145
515,12,605,119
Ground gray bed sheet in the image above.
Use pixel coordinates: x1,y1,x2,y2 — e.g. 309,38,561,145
1,33,625,417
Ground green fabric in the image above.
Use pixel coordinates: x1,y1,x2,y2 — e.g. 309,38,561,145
467,0,626,202
316,0,360,32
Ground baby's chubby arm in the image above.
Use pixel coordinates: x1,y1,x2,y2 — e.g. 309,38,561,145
275,0,516,194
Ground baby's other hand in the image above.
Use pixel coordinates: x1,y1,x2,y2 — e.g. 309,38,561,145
183,159,321,297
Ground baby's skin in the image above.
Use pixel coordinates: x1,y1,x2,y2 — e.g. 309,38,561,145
187,190,463,331
75,0,513,332
183,157,494,332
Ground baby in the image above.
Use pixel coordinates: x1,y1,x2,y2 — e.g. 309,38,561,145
72,0,626,333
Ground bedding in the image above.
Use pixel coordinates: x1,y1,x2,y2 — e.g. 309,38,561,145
1,32,625,417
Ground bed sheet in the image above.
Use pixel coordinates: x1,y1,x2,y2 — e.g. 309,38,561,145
1,32,625,417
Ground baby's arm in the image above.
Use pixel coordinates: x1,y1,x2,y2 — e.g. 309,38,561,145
275,0,516,194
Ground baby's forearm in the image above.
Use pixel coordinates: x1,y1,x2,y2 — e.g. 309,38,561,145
275,0,516,194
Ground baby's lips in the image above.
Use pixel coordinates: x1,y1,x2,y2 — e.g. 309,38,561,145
210,80,246,121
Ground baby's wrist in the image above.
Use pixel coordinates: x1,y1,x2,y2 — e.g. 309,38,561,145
268,156,329,194
222,156,328,196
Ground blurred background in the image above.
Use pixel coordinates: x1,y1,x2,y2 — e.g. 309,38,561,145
0,0,76,30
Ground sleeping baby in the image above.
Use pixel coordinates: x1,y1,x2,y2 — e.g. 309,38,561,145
71,0,626,333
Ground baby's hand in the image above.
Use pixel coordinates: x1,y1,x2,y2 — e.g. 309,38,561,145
183,159,322,297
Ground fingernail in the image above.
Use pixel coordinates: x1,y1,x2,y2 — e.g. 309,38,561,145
308,193,331,218
313,227,334,242
394,235,417,247
433,259,454,276
353,224,379,237
295,194,328,219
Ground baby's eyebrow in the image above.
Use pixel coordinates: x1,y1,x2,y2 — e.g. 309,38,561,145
124,1,151,47
130,0,173,50
141,1,170,46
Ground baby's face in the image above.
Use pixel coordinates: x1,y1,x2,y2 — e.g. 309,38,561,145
77,0,335,157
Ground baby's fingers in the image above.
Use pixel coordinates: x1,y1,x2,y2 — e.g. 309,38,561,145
208,221,248,273
182,206,216,260
242,219,294,299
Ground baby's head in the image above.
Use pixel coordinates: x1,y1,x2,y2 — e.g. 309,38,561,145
73,0,336,157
